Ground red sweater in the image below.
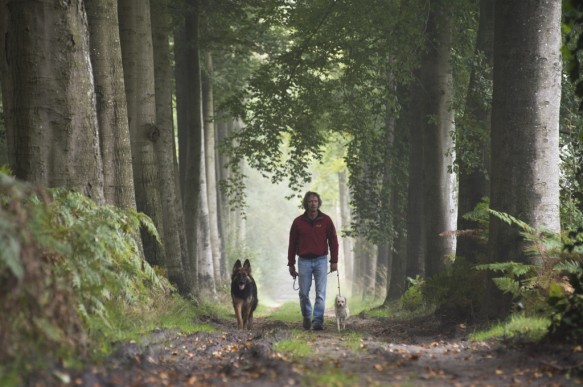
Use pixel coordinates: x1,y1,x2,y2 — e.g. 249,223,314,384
287,211,339,266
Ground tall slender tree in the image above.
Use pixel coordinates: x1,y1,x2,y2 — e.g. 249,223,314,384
202,51,224,284
85,0,137,210
456,0,494,263
420,0,457,278
150,0,189,293
118,0,166,267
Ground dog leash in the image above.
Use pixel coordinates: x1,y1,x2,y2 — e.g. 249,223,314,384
292,269,341,293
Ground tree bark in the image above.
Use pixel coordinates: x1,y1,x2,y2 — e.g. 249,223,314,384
456,0,494,263
485,0,561,319
405,70,426,279
118,0,166,266
85,0,136,210
150,0,189,294
421,0,457,278
202,51,224,285
1,0,104,203
173,10,195,289
338,170,353,283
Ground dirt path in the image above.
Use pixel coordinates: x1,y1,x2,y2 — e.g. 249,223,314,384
64,312,582,386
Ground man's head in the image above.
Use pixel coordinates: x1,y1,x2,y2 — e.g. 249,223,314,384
303,191,322,211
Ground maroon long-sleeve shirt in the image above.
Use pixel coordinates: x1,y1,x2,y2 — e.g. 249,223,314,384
287,210,339,266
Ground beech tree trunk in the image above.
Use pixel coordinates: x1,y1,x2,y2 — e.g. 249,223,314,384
405,70,426,279
202,51,224,285
456,0,494,263
0,0,104,203
484,0,561,319
118,0,166,266
421,0,457,278
338,170,353,283
150,0,189,294
85,0,136,210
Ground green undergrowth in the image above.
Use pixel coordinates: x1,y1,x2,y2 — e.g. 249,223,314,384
266,301,303,322
274,335,313,358
469,314,550,342
0,174,230,386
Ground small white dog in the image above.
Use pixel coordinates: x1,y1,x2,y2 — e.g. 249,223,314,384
334,294,349,331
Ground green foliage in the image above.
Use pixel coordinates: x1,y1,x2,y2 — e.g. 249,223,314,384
401,275,426,312
0,174,173,380
266,301,302,323
469,314,550,342
474,209,583,341
425,256,484,322
475,261,543,313
546,229,583,341
462,196,490,229
275,336,313,359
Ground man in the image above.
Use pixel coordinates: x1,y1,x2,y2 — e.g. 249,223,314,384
288,191,339,330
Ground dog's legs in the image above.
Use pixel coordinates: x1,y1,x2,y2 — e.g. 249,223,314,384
242,304,253,330
234,303,243,329
337,317,340,332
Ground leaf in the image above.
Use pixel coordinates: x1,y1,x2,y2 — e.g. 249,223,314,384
0,231,23,280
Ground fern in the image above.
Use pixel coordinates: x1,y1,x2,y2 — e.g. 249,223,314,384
0,175,173,374
488,209,535,234
491,277,521,297
0,216,23,280
553,259,583,273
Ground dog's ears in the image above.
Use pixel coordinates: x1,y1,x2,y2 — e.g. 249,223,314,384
243,259,251,272
233,259,242,270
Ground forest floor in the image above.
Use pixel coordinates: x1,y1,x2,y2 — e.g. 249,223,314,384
55,308,583,386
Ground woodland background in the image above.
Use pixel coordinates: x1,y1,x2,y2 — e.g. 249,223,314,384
1,0,583,383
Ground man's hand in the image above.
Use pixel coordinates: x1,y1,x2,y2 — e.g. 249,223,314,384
330,263,338,273
289,265,298,278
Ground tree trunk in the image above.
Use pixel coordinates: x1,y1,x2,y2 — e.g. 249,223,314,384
198,153,217,297
177,0,215,295
173,11,195,289
338,170,353,283
405,70,426,279
456,0,494,263
150,0,189,294
85,0,136,210
386,88,410,303
1,0,104,203
202,51,224,285
484,0,561,319
421,0,457,278
118,0,166,267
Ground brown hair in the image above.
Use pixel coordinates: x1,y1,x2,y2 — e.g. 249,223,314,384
302,191,322,210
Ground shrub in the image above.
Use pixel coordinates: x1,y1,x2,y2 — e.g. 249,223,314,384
0,174,172,377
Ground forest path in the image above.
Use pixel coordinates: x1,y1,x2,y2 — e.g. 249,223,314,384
66,310,581,386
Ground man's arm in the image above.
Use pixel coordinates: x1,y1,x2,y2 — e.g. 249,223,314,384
288,219,298,278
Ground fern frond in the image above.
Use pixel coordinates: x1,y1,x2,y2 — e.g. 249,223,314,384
488,209,535,234
0,216,23,280
492,277,521,297
554,260,583,273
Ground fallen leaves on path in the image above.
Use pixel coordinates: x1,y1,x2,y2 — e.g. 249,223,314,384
31,315,582,386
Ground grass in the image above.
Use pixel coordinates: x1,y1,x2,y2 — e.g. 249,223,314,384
274,336,313,358
87,291,235,359
265,301,302,322
469,314,551,342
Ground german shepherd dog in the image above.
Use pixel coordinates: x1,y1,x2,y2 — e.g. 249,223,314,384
231,259,258,330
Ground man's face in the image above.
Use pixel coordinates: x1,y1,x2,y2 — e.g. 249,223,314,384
307,195,319,211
